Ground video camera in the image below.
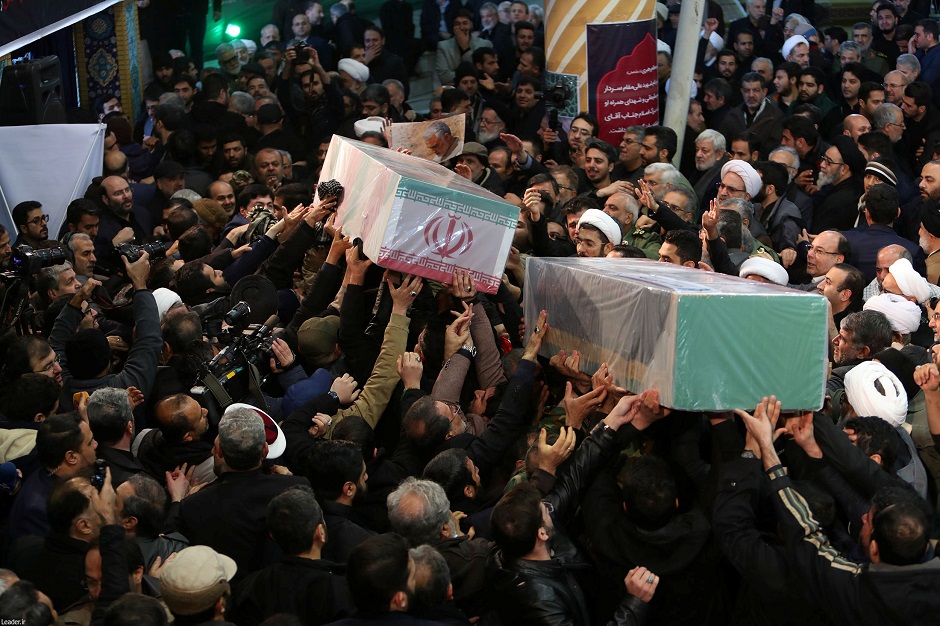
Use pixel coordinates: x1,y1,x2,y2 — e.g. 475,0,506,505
9,245,67,277
535,83,573,138
117,241,169,263
191,301,281,422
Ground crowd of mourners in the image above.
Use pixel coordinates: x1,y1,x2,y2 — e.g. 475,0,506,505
5,0,940,623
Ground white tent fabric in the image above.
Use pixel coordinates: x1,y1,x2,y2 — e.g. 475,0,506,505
0,123,104,238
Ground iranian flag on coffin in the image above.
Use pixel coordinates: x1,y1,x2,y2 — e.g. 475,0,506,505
320,136,519,293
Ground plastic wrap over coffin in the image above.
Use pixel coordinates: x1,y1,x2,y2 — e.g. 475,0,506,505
321,135,519,294
523,258,829,411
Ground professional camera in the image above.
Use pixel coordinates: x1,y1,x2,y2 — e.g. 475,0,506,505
191,304,281,421
534,83,572,109
117,241,169,263
10,245,67,277
292,41,310,64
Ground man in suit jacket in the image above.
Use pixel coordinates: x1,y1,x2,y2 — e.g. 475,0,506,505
436,10,494,86
179,405,308,578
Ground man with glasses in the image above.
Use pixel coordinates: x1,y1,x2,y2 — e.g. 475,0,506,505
882,70,911,105
791,230,850,289
812,137,866,233
11,201,55,249
612,126,646,187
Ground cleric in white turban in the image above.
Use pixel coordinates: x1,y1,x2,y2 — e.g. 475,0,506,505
739,256,788,286
844,360,908,427
337,58,370,89
887,258,930,303
719,160,761,199
863,293,922,336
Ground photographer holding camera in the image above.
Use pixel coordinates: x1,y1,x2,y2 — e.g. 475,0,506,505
48,253,161,421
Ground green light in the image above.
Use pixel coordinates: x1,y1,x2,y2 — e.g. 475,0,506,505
225,23,241,38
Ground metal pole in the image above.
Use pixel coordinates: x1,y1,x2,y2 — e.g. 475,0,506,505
663,0,706,169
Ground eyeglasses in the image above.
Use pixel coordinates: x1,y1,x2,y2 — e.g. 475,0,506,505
33,353,60,374
716,182,746,194
569,127,593,136
558,185,576,192
27,214,50,226
80,576,101,591
542,500,555,517
822,155,845,167
442,401,467,434
621,138,639,146
885,120,906,130
661,201,685,213
809,246,840,257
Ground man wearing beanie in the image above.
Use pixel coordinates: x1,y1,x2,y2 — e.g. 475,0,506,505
47,254,161,416
919,200,940,283
812,136,865,233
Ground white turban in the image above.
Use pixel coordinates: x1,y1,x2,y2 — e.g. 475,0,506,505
844,361,908,427
657,39,671,55
153,288,183,320
739,256,788,285
863,293,922,334
720,160,761,197
708,31,724,51
888,258,930,303
577,209,622,246
338,58,369,83
353,116,386,138
782,35,809,60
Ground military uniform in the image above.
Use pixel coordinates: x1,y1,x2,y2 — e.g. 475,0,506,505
623,228,663,260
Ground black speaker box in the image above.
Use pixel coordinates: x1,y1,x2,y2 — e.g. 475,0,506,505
0,55,67,126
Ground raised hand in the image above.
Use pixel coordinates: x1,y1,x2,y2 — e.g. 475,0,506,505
537,426,577,475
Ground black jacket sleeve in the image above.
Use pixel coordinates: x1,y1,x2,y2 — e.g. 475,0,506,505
548,422,623,524
259,221,318,290
283,262,343,351
338,283,381,385
281,393,341,473
466,359,536,478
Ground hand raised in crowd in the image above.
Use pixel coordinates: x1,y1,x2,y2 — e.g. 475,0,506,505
786,412,822,459
89,467,118,525
123,251,150,290
325,227,352,265
166,463,195,503
523,188,547,222
307,195,338,226
598,180,634,199
592,362,629,412
397,351,423,389
522,309,549,362
537,426,578,475
148,552,177,579
780,247,797,268
226,223,250,245
550,349,592,391
268,338,295,373
631,389,672,431
635,179,656,213
701,199,720,240
309,413,333,438
625,566,659,603
71,277,102,308
455,163,473,180
345,243,373,285
112,226,135,247
330,373,360,404
499,133,527,163
735,395,783,466
444,303,474,361
451,269,477,302
562,381,606,429
388,273,423,315
914,362,940,392
126,386,144,409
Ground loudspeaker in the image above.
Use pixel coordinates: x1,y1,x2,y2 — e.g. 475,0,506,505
0,56,67,126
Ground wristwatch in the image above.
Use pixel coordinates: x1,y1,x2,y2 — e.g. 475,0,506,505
458,344,477,359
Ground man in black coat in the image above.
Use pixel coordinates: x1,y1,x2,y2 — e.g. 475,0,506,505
232,486,354,625
488,393,655,624
179,405,308,577
737,397,940,625
811,136,865,233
